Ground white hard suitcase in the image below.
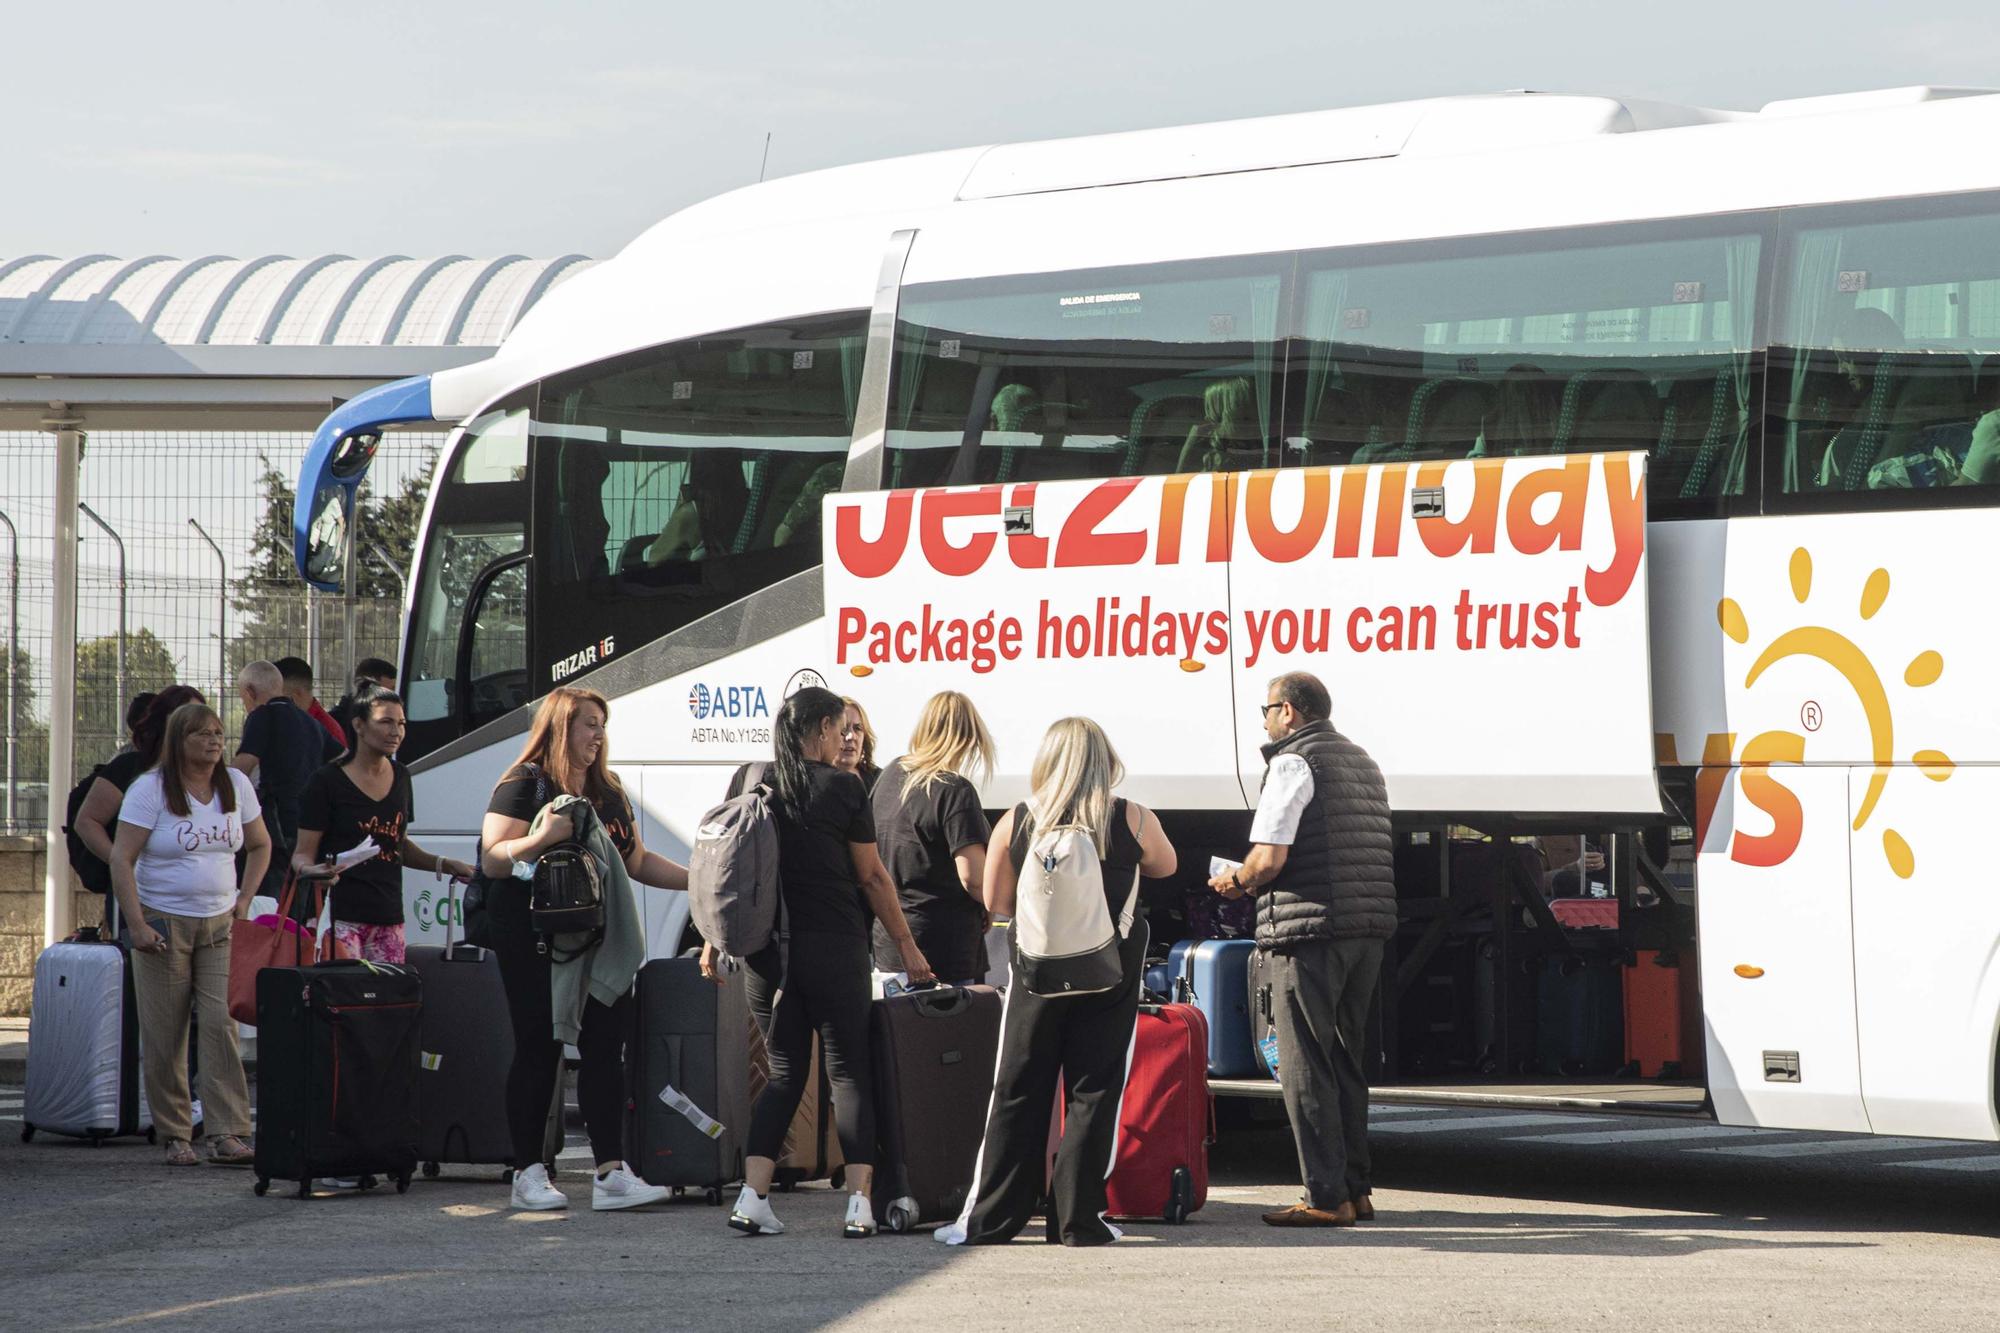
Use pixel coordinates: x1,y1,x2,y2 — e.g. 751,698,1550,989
21,915,153,1146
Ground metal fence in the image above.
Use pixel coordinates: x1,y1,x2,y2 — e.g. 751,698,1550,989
0,430,442,833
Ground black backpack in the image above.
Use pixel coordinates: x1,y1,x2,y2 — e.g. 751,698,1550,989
62,764,111,895
531,841,605,939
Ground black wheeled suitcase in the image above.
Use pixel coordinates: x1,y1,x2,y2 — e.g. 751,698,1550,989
870,984,1002,1232
21,914,152,1146
252,961,422,1198
407,886,517,1180
1535,952,1624,1075
625,954,751,1203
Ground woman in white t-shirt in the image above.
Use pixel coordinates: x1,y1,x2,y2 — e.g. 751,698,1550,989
111,701,271,1167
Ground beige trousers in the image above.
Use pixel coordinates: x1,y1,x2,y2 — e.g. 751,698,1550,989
129,908,252,1143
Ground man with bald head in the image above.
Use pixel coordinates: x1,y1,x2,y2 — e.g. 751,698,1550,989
233,659,340,896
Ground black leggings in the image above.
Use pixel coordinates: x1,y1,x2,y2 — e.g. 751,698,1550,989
489,883,631,1170
744,933,875,1168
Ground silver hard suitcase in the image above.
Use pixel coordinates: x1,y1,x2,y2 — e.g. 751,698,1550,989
22,915,153,1145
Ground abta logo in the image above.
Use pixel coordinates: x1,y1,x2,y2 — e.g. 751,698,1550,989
687,684,712,719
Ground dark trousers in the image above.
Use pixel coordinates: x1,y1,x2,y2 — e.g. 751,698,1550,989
489,884,631,1169
956,939,1143,1246
744,933,875,1168
1267,937,1384,1209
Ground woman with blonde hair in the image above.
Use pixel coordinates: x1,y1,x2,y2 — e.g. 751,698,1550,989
938,718,1176,1247
871,691,998,986
835,695,881,792
479,686,689,1213
110,701,269,1167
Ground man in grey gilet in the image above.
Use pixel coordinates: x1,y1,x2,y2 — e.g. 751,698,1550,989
1210,671,1395,1226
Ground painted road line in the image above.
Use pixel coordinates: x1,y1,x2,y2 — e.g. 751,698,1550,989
1692,1136,1960,1159
1366,1104,1446,1117
1899,1157,2000,1172
1508,1125,1776,1146
1370,1113,1615,1135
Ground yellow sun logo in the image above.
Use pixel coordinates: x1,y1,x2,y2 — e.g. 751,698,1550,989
1716,546,1952,880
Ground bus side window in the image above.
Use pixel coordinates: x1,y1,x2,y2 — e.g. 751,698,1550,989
1773,204,2000,502
885,258,1287,485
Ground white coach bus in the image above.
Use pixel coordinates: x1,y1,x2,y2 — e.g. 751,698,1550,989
297,86,2000,1141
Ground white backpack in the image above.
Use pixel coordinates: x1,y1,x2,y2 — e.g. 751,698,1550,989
1011,807,1140,998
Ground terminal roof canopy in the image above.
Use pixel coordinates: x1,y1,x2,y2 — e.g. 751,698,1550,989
0,254,594,430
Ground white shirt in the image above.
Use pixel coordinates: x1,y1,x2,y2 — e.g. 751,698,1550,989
117,769,262,918
1249,753,1315,846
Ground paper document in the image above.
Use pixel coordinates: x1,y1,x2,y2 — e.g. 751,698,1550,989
659,1084,725,1139
1209,856,1244,879
331,839,384,873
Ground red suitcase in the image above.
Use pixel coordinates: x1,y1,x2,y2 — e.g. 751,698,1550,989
1622,948,1703,1078
1102,1002,1212,1223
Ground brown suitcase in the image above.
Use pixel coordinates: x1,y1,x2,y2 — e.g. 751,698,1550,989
747,1015,844,1188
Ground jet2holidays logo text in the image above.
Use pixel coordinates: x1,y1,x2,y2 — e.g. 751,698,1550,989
688,682,771,744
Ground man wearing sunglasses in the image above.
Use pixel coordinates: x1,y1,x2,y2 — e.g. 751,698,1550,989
1209,671,1394,1228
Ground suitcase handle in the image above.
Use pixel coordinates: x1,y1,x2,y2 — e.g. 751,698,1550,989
910,986,971,1018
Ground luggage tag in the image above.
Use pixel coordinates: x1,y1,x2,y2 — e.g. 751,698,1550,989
1258,1032,1281,1075
658,1084,725,1139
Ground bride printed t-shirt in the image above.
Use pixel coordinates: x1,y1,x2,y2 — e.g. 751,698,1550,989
117,768,262,918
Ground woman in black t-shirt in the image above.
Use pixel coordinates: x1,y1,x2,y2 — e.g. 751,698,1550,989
938,717,1177,1249
871,691,996,986
478,686,689,1214
721,686,932,1241
293,689,471,965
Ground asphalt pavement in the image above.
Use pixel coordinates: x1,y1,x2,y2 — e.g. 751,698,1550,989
4,1084,1998,1331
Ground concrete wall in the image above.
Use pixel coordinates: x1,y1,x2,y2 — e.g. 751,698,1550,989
0,836,98,1016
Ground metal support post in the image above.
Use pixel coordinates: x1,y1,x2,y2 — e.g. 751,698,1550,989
188,519,227,721
79,504,127,742
45,427,82,947
0,510,16,834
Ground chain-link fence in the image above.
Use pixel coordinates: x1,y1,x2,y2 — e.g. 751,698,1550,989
0,429,443,833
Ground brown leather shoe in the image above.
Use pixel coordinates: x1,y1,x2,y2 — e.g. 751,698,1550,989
1352,1193,1376,1221
1261,1200,1357,1227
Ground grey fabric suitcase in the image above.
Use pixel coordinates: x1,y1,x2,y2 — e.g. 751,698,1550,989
625,954,751,1202
22,923,153,1145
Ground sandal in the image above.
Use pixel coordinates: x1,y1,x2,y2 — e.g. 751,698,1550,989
163,1139,198,1167
206,1135,254,1166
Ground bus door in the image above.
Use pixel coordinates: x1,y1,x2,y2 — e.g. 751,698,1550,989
1228,452,1660,816
822,471,1243,809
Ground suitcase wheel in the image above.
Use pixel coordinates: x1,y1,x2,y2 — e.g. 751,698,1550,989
705,1186,722,1206
19,1125,31,1143
359,1175,380,1191
146,1127,157,1145
254,1178,269,1197
396,1173,412,1194
1164,1168,1193,1225
830,1166,845,1191
423,1161,441,1179
295,1179,311,1200
885,1202,913,1234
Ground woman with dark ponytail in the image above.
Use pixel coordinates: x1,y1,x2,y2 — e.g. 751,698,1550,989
720,686,934,1240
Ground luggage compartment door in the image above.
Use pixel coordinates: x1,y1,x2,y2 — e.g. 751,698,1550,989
1851,766,2000,1140
824,473,1241,809
1698,764,1868,1132
1228,452,1658,814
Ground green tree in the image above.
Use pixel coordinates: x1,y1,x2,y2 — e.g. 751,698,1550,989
229,449,435,727
2,645,49,811
74,629,181,768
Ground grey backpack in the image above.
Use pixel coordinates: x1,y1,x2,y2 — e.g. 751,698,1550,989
688,781,780,959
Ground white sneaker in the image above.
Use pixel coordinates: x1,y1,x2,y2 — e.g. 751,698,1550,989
510,1162,569,1211
843,1190,878,1238
727,1184,785,1235
592,1166,670,1212
316,1177,362,1191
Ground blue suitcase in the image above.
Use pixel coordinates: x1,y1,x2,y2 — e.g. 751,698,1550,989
1166,939,1262,1078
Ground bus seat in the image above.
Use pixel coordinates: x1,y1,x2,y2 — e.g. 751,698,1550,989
1552,371,1660,456
1669,366,1743,499
1123,393,1204,475
1483,364,1559,457
1378,376,1490,463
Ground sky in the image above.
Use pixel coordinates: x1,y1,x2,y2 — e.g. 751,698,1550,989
11,0,1998,263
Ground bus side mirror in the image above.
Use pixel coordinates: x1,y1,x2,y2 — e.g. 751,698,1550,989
304,486,349,590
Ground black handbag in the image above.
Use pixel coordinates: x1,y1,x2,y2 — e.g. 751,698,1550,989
530,841,604,937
